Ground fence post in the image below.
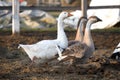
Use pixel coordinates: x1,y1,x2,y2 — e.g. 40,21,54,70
12,0,20,35
81,0,87,17
81,0,87,32
36,0,40,6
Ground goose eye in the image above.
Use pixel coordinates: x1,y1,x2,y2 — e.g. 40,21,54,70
64,13,67,14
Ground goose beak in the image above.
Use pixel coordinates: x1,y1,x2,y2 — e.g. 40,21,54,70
97,18,102,22
68,13,73,17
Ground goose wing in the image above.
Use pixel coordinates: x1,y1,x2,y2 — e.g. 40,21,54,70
19,40,57,52
19,40,59,60
62,42,86,60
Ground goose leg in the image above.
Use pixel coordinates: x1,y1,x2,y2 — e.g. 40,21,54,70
29,56,37,67
55,45,67,61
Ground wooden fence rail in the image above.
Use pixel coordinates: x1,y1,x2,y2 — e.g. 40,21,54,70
0,5,120,11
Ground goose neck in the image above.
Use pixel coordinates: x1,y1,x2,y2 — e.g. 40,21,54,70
56,17,68,48
83,20,95,51
86,20,93,30
57,18,67,40
75,21,84,42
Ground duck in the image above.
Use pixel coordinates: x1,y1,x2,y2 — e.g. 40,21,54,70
110,42,120,61
62,16,102,63
18,11,73,64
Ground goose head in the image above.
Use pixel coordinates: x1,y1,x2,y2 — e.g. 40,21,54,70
88,16,102,23
58,11,73,20
77,17,87,31
77,17,87,29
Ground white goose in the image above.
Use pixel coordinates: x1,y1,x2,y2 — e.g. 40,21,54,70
18,11,73,64
110,42,120,61
62,16,102,63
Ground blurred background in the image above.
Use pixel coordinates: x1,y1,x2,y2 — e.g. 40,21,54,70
0,0,119,30
0,0,92,29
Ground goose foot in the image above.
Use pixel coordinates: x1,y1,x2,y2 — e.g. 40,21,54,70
57,55,68,61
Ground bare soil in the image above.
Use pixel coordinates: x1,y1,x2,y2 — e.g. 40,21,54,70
0,30,120,80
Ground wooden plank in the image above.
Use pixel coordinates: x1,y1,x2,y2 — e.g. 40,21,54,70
89,5,120,9
0,6,80,10
19,6,80,11
0,5,120,11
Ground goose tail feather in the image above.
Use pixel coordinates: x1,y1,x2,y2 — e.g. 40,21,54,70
18,44,28,50
18,44,22,49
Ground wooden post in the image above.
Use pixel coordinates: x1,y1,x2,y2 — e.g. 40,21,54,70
81,0,87,32
81,0,87,17
12,0,20,35
36,0,40,6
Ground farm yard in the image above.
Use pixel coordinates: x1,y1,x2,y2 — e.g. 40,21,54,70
0,27,120,80
0,0,120,80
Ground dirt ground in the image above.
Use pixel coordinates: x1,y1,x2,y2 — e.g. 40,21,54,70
0,30,120,80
